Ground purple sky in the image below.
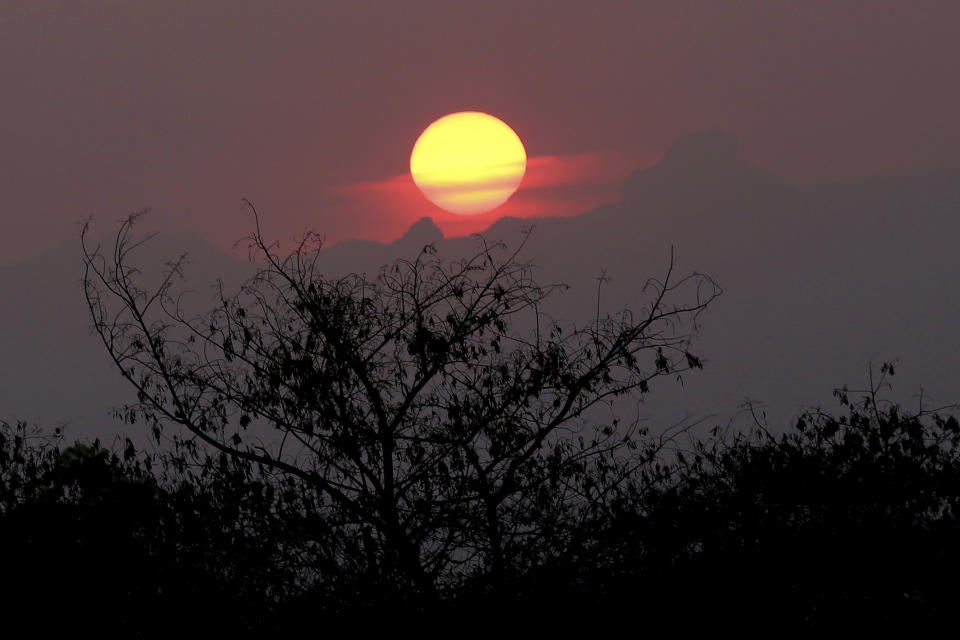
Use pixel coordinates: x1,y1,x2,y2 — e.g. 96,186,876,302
2,1,958,265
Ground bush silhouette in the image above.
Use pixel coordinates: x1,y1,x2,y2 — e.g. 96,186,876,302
0,422,316,632
566,364,960,631
3,366,959,631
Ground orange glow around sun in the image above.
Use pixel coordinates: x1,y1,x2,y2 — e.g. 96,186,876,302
410,111,527,215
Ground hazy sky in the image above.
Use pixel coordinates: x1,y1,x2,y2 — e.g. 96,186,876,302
2,0,958,265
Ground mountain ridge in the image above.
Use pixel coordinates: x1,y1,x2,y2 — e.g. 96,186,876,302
3,129,958,442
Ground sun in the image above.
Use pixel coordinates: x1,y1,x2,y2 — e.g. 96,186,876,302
410,111,527,215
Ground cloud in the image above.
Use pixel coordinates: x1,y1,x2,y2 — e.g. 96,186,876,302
331,148,656,242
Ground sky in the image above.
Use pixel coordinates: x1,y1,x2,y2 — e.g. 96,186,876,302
2,0,959,265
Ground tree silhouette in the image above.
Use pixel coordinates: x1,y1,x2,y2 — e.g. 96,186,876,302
81,206,720,607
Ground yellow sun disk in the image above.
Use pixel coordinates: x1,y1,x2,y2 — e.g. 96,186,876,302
410,112,527,215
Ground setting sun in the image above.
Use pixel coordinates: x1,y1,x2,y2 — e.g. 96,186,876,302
410,111,527,215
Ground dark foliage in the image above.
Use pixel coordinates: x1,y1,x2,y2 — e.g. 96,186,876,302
31,211,954,631
555,364,960,632
3,365,959,632
0,422,319,634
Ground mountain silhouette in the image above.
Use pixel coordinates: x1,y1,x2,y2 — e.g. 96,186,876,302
625,129,783,198
399,216,445,246
2,130,958,439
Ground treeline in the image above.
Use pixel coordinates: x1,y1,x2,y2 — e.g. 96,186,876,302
3,379,959,633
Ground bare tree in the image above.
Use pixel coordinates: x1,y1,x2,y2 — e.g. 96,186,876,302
81,205,720,602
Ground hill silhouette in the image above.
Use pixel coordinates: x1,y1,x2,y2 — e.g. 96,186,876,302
2,130,958,439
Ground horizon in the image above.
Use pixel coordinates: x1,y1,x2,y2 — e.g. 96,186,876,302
4,1,960,265
8,126,959,269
